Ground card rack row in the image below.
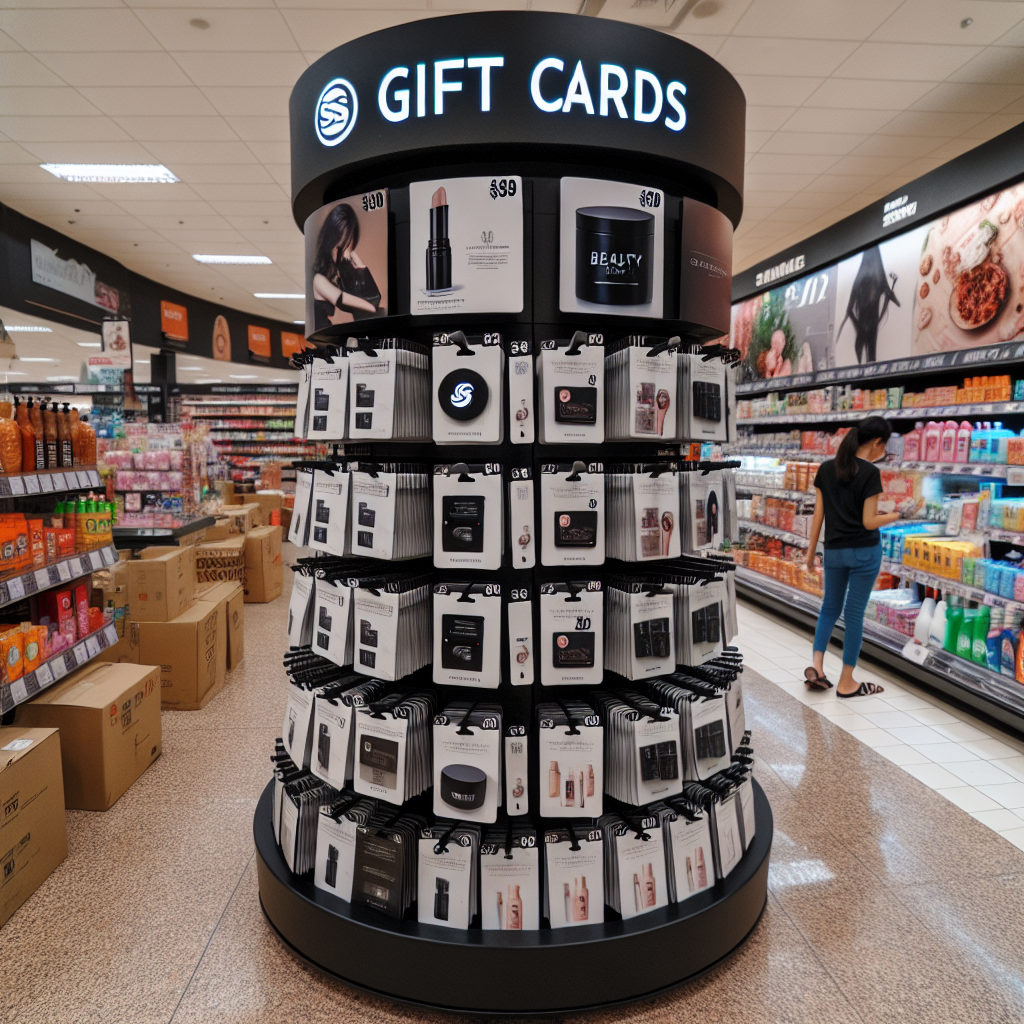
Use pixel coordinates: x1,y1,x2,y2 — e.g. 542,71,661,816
285,554,739,685
288,460,739,567
292,332,739,445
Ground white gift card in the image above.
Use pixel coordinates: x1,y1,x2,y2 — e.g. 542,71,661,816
315,809,359,901
738,775,756,852
295,361,312,439
507,594,534,686
505,728,529,815
480,841,539,930
685,355,727,442
353,587,400,680
508,339,534,444
432,712,502,823
540,463,605,566
432,333,504,444
312,578,352,668
354,709,409,802
668,813,713,902
538,716,603,819
715,792,743,878
350,471,396,560
635,472,680,560
310,692,354,790
282,683,316,769
633,709,683,802
540,583,603,687
613,822,669,920
629,347,677,438
307,354,349,440
286,572,314,647
348,347,397,439
544,830,605,929
433,466,503,571
310,468,350,555
418,833,475,929
289,469,314,546
630,590,675,678
508,469,535,570
538,335,604,444
690,694,731,781
432,584,502,688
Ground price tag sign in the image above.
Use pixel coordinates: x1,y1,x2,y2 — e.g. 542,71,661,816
73,471,86,488
84,635,101,659
22,671,38,697
68,558,83,577
38,473,54,493
65,647,81,671
0,478,10,497
56,561,72,582
102,547,116,566
1007,468,1024,486
35,662,54,688
983,593,999,607
901,640,930,666
7,475,25,496
10,679,28,706
34,569,50,591
105,623,118,646
51,656,67,681
89,470,101,487
52,472,67,490
4,578,22,603
48,565,61,585
24,475,40,494
86,551,100,570
97,628,109,649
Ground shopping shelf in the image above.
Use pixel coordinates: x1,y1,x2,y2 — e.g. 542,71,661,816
0,544,117,611
736,401,1024,426
0,466,101,496
737,518,820,550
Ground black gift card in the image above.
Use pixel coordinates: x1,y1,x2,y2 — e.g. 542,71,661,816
554,510,598,548
693,380,722,422
438,368,489,421
360,619,378,648
441,496,485,552
355,412,373,430
318,723,331,771
552,631,595,667
694,720,726,760
315,499,331,524
640,740,679,781
357,503,376,528
634,618,671,659
554,386,597,424
360,734,398,774
319,606,333,631
692,605,721,644
441,614,484,672
313,415,328,432
313,525,328,544
356,530,374,549
314,388,330,411
352,829,404,917
355,383,375,408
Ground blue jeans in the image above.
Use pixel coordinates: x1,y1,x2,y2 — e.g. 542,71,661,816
813,543,882,667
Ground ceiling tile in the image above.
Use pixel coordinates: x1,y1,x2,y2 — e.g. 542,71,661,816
111,116,236,142
781,107,896,134
190,182,287,202
759,132,868,156
170,51,310,88
802,173,882,192
848,133,946,158
745,152,837,175
165,163,272,183
127,0,277,7
142,140,259,164
223,116,290,142
833,41,983,80
0,10,162,52
281,9,434,51
743,172,821,193
0,182,101,202
112,199,217,217
716,36,859,78
34,51,192,88
18,140,158,164
743,130,774,151
825,153,909,177
83,180,203,202
133,9,297,52
781,190,853,209
732,0,902,40
959,111,1024,137
200,87,292,118
0,29,22,51
746,106,799,132
732,76,825,107
0,115,131,142
669,33,727,59
0,53,66,87
262,164,292,187
244,141,290,164
869,0,1024,46
802,77,938,110
661,0,751,37
996,19,1024,46
948,45,1024,84
78,86,221,117
0,140,41,163
874,108,990,135
912,81,1024,114
0,86,103,117
924,136,991,161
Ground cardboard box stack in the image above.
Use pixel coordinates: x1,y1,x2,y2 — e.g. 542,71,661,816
243,525,283,604
196,535,245,583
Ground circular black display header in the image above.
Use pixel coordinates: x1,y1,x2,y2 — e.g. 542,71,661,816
290,11,745,228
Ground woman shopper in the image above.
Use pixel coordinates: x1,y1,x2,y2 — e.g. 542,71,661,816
804,416,900,697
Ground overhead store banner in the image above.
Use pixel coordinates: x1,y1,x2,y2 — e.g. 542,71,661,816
30,239,123,314
248,324,272,361
281,331,312,359
160,300,189,345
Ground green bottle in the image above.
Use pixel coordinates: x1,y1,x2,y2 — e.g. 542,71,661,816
971,605,991,665
956,609,976,660
944,596,964,654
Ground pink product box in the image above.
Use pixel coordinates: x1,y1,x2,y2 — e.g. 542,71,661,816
104,450,135,469
132,451,172,471
116,470,184,492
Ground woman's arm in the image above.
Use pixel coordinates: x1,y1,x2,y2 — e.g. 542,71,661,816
312,272,377,314
863,492,901,530
805,487,824,572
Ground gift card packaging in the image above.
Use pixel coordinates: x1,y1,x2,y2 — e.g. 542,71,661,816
605,336,679,440
654,800,714,903
680,354,728,442
537,700,603,818
417,824,481,929
353,691,436,804
599,813,669,920
605,581,675,680
432,702,503,822
677,578,726,665
432,331,505,444
289,467,315,547
680,470,724,552
651,676,732,782
351,573,431,681
349,464,431,561
712,788,743,879
432,583,502,688
282,678,319,769
310,678,385,790
312,576,354,668
539,582,603,687
306,352,349,440
314,791,379,901
286,570,315,648
540,463,605,567
480,825,540,930
507,590,534,686
537,333,605,444
504,725,529,815
310,466,351,556
508,338,535,444
433,465,502,570
279,773,337,875
508,467,535,570
351,808,428,919
346,337,431,440
294,357,312,439
605,465,680,561
544,828,604,929
592,690,682,805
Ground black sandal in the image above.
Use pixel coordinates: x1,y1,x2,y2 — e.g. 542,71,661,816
836,681,884,698
804,667,833,690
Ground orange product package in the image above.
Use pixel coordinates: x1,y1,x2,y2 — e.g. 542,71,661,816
1,627,24,682
27,518,45,567
0,523,20,579
22,624,43,673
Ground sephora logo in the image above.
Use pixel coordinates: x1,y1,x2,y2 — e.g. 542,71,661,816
450,381,475,408
315,78,359,147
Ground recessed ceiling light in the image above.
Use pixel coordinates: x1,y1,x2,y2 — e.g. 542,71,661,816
5,372,26,376
255,292,304,299
180,366,204,371
195,378,221,384
193,254,272,265
18,357,56,362
961,17,973,27
5,325,52,333
135,360,150,365
41,163,178,184
47,375,78,382
76,341,102,348
293,320,305,325
229,374,258,379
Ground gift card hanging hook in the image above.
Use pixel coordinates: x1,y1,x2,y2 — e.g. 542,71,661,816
447,329,474,356
565,821,581,852
565,330,588,356
433,821,459,855
565,460,587,482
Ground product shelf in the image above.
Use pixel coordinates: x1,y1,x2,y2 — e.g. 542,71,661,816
730,452,1013,479
0,543,117,613
0,466,102,497
738,518,820,550
734,482,814,501
737,401,1024,426
0,621,120,714
879,560,1024,612
112,515,215,547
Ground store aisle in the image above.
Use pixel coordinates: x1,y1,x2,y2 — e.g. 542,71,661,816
737,599,1024,850
3,550,1024,1024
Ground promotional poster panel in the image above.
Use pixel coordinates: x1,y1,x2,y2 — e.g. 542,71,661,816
248,324,272,360
833,224,927,367
304,190,389,334
409,175,524,316
912,183,1024,355
559,177,664,319
212,315,231,361
729,266,835,382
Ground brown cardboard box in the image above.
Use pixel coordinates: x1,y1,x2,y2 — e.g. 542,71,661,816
253,491,283,526
243,525,283,603
201,581,244,668
14,663,162,811
196,534,245,584
202,519,234,542
137,600,225,710
222,503,260,533
0,727,67,927
94,620,141,665
129,546,196,622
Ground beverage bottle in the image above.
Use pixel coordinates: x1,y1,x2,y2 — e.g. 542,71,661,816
42,400,58,468
986,606,1004,672
914,591,935,645
69,405,81,464
955,421,972,463
943,596,963,654
939,420,957,463
928,598,948,647
955,608,975,659
28,398,45,470
79,415,97,465
57,403,73,467
971,605,990,666
15,397,33,472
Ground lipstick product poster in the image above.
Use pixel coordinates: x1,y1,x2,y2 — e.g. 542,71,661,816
408,175,523,316
559,176,664,319
304,189,389,336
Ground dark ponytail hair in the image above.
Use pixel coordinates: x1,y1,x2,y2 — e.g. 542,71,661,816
835,415,892,483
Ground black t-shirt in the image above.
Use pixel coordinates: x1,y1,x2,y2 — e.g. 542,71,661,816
813,458,883,549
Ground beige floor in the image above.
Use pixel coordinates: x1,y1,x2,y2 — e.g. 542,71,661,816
4,556,1024,1023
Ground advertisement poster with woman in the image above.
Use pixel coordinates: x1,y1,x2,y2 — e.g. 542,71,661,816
304,191,389,335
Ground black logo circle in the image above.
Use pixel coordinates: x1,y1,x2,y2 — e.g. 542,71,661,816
438,368,489,421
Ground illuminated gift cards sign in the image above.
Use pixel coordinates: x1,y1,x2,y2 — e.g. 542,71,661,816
281,331,313,358
248,324,272,360
160,300,189,343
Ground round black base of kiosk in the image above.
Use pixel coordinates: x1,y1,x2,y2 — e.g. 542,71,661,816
254,782,772,1016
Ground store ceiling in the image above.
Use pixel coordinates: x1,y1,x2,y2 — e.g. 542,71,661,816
0,0,1021,318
